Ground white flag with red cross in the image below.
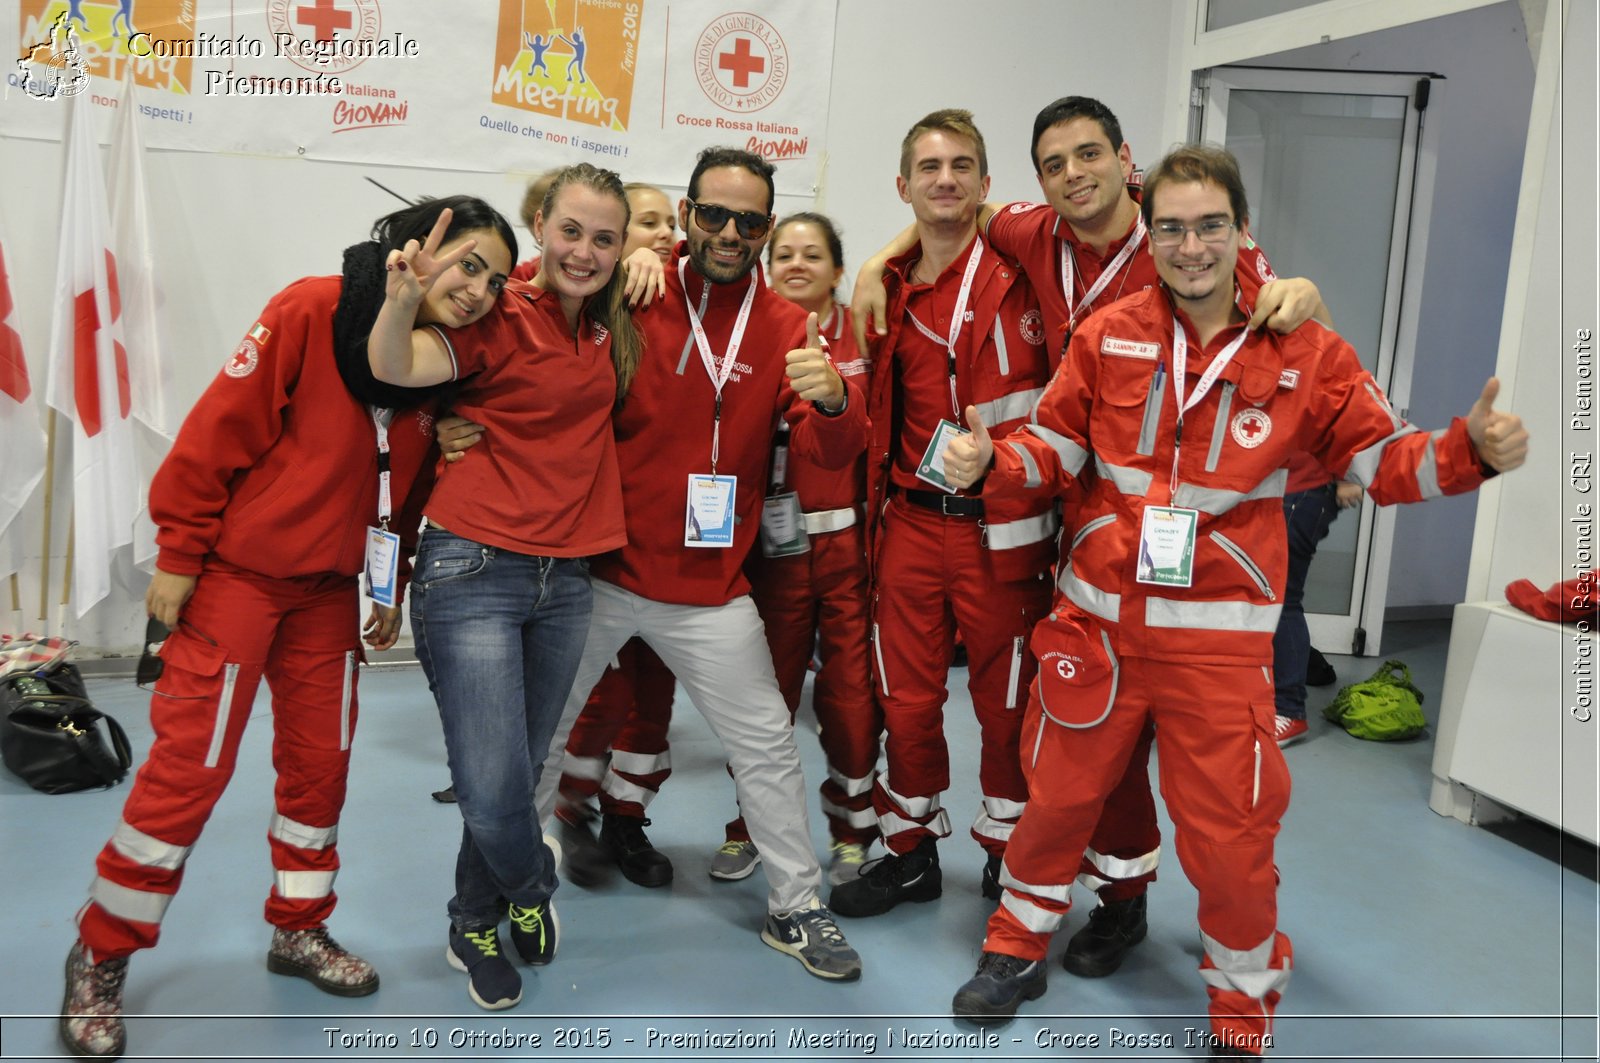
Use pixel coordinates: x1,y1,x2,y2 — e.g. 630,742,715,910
0,219,47,584
44,90,141,618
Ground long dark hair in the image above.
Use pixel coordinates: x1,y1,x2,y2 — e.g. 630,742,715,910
371,194,519,264
540,164,643,409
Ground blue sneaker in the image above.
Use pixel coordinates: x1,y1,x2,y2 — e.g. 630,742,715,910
761,901,861,981
507,900,559,966
446,924,522,1010
951,950,1046,1022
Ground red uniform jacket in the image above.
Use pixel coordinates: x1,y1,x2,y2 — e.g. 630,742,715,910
151,276,436,594
593,254,869,607
984,285,1489,664
866,237,1058,583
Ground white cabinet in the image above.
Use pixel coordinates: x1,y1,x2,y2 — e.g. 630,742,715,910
1429,602,1598,844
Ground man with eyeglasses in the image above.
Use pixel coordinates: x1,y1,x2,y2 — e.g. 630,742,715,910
849,95,1329,982
524,146,869,981
827,109,1057,921
938,144,1527,1058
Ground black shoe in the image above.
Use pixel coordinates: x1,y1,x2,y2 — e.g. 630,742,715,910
599,814,673,888
829,837,941,917
431,784,457,803
981,854,1002,900
951,950,1046,1023
1306,646,1337,687
556,806,613,888
1061,893,1147,978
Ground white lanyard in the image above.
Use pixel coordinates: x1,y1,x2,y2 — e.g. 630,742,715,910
370,406,395,527
1061,216,1145,331
680,257,757,472
1167,315,1250,494
902,237,984,420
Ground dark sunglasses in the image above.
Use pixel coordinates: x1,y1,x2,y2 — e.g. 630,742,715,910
685,199,771,240
135,617,170,689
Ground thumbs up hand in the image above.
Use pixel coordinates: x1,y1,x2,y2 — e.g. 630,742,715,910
786,312,845,409
943,405,995,489
1465,377,1529,473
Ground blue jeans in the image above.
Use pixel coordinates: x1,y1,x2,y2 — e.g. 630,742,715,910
410,528,593,929
1272,484,1340,720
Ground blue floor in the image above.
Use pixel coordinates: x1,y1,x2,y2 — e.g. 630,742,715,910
2,620,1596,1062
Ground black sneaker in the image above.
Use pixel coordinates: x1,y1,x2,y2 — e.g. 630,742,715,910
599,814,673,888
951,950,1046,1023
981,853,1003,899
446,924,522,1010
829,836,941,917
1061,893,1147,978
556,805,613,888
60,942,128,1059
507,900,558,966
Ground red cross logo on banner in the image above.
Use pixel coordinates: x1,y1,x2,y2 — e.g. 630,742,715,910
297,0,352,42
718,37,765,89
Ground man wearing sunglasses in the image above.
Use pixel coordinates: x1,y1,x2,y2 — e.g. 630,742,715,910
846,95,1330,982
522,147,869,982
829,109,1056,922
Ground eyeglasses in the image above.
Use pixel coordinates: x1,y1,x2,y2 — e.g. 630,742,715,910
685,199,771,240
1150,218,1237,247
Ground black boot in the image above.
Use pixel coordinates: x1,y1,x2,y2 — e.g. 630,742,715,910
1061,892,1147,977
981,853,1003,900
830,836,941,917
556,805,613,888
599,814,673,888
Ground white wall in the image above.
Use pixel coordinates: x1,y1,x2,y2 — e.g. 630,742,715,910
1259,2,1537,610
822,1,1182,283
0,0,1185,653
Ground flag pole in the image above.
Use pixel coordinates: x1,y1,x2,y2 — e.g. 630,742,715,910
61,504,74,607
39,409,57,620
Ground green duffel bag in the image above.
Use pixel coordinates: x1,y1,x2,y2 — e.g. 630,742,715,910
1322,659,1427,741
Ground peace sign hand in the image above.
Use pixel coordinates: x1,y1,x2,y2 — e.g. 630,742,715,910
384,207,479,310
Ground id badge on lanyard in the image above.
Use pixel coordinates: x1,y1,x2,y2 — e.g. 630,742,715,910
916,418,971,494
363,407,400,605
679,259,756,550
685,474,737,547
906,240,983,493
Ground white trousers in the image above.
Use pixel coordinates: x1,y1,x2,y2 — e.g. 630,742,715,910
535,578,822,913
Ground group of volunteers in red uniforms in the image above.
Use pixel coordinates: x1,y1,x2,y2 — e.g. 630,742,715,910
58,91,1529,1063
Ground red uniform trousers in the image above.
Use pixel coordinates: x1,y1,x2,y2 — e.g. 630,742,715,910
557,637,676,819
870,495,1052,856
728,522,881,845
985,649,1293,1052
77,563,363,960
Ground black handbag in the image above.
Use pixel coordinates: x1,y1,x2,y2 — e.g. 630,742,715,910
0,661,132,794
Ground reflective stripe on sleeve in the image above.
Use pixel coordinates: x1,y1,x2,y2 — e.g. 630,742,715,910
1023,423,1089,476
974,386,1045,428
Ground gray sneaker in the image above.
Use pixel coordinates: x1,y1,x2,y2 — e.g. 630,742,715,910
827,841,869,886
761,901,862,981
708,839,761,881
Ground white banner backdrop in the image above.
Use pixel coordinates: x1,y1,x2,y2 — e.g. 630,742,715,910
3,0,835,194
